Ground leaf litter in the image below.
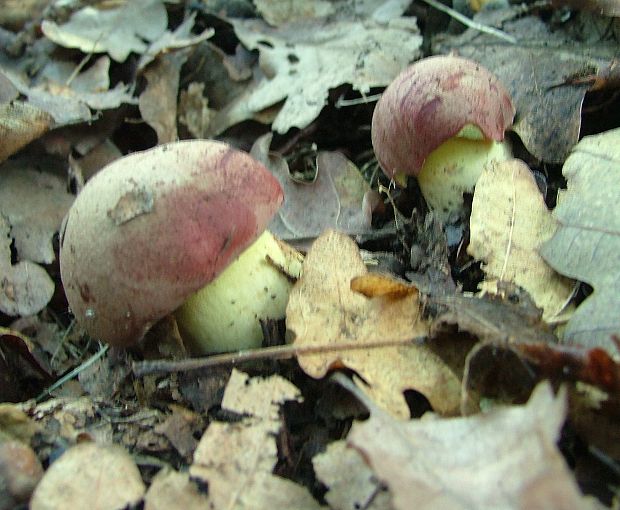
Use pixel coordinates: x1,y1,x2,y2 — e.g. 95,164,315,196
0,0,619,508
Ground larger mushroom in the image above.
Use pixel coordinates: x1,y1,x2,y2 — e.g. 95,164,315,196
60,140,292,353
371,55,515,220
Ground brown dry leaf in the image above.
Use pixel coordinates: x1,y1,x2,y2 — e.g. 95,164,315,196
190,369,323,510
30,442,145,510
0,159,74,264
144,469,209,510
178,82,214,138
139,53,186,144
313,440,395,510
153,404,201,461
41,0,167,63
0,101,54,163
468,159,575,321
0,216,54,317
287,230,461,418
348,381,602,510
253,134,373,240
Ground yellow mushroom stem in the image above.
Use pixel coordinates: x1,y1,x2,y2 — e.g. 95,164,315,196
175,231,303,354
416,124,512,222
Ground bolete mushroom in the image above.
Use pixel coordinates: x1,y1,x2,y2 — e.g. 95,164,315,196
60,140,296,354
371,55,515,221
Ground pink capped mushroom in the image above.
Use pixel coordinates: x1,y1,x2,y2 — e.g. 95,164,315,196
60,140,297,353
371,55,516,220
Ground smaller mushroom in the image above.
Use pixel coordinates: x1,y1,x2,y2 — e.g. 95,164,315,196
371,55,515,221
60,140,297,354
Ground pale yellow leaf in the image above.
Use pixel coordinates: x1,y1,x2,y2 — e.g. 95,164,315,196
468,159,574,321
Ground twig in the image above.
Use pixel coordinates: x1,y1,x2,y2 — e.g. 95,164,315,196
419,0,517,44
132,337,426,376
36,343,109,402
335,93,383,108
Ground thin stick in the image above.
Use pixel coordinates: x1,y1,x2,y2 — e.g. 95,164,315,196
132,337,426,376
420,0,517,44
336,93,383,108
36,343,109,402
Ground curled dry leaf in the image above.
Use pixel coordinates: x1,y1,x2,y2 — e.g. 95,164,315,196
60,140,283,347
371,55,515,178
468,159,575,321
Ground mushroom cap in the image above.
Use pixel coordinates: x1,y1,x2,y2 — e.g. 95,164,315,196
60,140,283,347
371,55,515,178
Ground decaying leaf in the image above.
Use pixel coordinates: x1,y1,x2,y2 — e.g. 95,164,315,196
287,230,461,418
540,129,620,356
190,370,322,510
313,440,394,510
468,159,575,321
231,16,422,133
551,0,620,16
144,469,209,510
348,381,602,510
0,101,54,163
0,159,74,264
252,134,372,240
254,0,335,26
0,216,54,317
41,0,168,63
139,52,186,144
3,56,135,125
30,442,145,510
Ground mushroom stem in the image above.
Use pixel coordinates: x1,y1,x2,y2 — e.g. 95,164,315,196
175,230,302,354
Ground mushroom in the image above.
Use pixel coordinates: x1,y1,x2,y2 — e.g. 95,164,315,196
60,140,296,354
371,55,515,221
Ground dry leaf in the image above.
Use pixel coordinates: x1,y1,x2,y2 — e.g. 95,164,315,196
254,0,335,26
313,440,395,510
0,101,54,163
287,230,461,418
139,53,185,144
0,216,54,317
0,159,74,264
348,381,602,510
3,58,134,125
144,469,209,510
190,370,323,510
41,0,167,63
252,134,372,240
231,16,421,133
540,129,620,355
468,159,575,321
30,442,145,510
